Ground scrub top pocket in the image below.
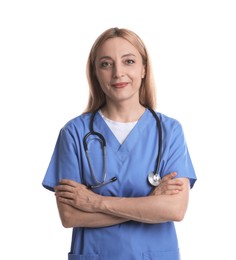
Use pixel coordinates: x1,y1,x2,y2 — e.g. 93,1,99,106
68,253,100,260
143,249,180,260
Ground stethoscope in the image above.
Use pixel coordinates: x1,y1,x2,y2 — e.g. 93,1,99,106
83,106,162,189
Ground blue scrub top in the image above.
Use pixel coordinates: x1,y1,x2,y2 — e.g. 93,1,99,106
42,109,197,260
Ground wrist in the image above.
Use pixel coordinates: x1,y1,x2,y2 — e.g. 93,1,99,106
92,194,104,212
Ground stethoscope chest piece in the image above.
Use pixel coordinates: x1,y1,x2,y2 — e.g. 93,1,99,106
148,172,161,187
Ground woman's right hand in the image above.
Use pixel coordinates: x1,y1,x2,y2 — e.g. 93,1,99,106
150,172,184,196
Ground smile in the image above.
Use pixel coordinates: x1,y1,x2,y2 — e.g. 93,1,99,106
112,82,129,88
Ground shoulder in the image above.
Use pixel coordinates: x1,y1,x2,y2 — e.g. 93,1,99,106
156,112,182,130
154,112,186,143
60,113,92,135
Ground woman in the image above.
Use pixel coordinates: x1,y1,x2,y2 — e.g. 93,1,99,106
42,27,196,259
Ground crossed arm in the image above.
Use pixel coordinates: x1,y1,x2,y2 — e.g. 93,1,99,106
54,172,190,228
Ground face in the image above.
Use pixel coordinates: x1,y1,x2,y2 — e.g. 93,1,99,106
94,37,145,105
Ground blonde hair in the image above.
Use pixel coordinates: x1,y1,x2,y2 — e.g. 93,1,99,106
84,27,156,113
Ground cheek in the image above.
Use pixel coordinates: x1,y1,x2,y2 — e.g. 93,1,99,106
129,67,144,78
130,71,143,85
96,77,108,91
95,73,110,94
96,70,109,85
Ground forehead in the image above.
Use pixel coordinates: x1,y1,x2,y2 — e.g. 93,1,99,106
96,37,141,58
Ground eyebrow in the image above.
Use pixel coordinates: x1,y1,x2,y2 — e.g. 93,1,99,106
98,53,136,61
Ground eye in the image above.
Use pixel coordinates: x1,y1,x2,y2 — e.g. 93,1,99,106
100,61,112,68
125,59,135,65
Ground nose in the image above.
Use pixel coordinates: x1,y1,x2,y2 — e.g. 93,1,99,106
112,63,124,78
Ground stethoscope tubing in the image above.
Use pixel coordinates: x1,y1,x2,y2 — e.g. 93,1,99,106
82,106,162,188
146,107,162,177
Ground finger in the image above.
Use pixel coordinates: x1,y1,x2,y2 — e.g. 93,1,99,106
54,184,74,192
59,179,78,187
164,189,180,195
161,172,177,181
165,184,183,191
167,179,184,186
55,191,75,199
57,196,74,206
162,181,183,190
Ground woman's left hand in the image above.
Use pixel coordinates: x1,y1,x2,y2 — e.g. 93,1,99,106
54,179,100,212
150,172,184,196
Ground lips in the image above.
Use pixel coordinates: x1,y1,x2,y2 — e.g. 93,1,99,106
112,82,129,88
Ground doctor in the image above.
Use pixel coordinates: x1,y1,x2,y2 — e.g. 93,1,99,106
43,27,196,260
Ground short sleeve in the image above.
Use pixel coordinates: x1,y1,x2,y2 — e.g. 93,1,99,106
42,127,81,191
162,121,197,188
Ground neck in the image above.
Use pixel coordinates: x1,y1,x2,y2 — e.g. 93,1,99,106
101,102,145,122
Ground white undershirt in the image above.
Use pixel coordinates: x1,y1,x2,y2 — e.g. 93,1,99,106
99,110,138,144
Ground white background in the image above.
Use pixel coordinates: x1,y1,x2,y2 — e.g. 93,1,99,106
1,0,236,259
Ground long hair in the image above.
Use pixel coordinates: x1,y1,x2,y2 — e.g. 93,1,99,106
84,27,156,113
